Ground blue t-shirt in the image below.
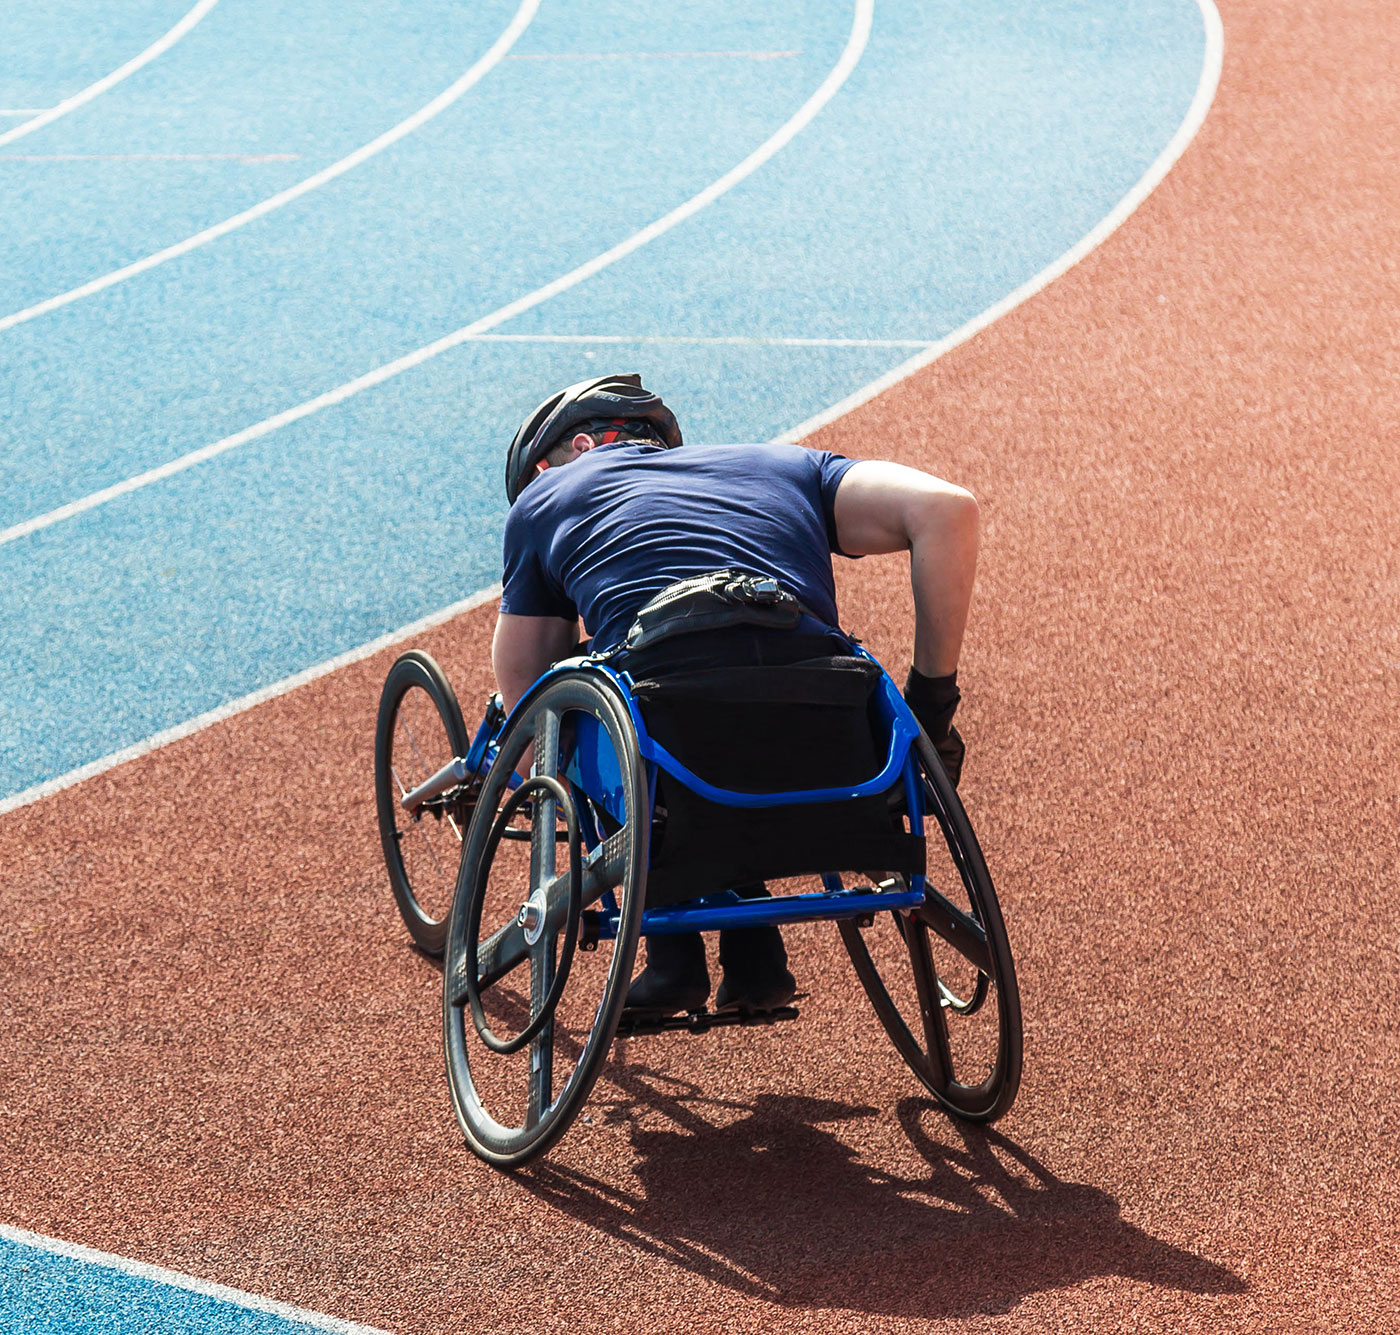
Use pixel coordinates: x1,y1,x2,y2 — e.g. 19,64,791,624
500,440,860,652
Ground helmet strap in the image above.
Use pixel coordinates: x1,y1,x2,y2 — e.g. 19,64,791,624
595,417,631,445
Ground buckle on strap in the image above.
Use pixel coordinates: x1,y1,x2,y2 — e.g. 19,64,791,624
724,573,783,606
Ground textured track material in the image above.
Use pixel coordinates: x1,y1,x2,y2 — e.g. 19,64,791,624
3,0,1397,1329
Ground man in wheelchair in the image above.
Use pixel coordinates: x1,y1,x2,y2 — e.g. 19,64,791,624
492,373,979,1021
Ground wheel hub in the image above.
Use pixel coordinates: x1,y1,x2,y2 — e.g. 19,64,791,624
519,887,549,944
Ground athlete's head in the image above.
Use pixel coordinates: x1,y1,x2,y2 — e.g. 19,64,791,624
505,372,682,504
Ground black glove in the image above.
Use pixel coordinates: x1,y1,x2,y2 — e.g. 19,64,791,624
904,668,965,789
931,725,964,789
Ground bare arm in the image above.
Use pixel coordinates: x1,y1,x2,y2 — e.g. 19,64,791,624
832,460,979,677
492,612,578,714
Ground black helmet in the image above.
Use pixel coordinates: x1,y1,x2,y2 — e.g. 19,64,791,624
505,372,682,503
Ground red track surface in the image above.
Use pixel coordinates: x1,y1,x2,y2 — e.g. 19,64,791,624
4,1,1397,1329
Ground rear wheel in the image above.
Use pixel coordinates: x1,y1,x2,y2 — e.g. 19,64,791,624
374,651,470,956
840,732,1022,1121
442,669,649,1167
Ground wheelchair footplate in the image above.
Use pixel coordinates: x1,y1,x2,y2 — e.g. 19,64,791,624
615,1000,803,1039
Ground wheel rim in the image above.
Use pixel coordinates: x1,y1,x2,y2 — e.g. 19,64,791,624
388,685,465,923
442,671,648,1165
374,652,470,954
840,734,1021,1122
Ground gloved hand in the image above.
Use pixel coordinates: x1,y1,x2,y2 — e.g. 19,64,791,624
931,724,964,789
904,668,965,789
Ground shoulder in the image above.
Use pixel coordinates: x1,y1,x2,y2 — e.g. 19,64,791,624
503,472,561,553
732,441,856,490
655,443,858,501
675,441,840,474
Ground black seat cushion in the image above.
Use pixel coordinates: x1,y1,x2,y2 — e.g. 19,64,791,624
629,655,925,906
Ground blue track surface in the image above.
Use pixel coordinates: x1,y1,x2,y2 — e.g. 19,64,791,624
0,1,192,109
1,0,1205,805
1,1234,373,1334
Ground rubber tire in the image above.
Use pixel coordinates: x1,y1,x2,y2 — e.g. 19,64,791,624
442,668,649,1168
840,730,1022,1122
374,650,470,956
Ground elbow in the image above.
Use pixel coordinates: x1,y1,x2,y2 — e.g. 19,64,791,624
950,485,979,529
912,483,979,549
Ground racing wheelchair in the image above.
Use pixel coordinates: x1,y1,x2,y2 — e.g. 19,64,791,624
374,574,1022,1168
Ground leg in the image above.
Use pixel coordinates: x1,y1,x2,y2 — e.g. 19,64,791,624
624,930,710,1015
715,883,797,1013
624,884,799,1016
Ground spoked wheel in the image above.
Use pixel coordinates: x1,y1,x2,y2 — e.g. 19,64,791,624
374,650,471,955
442,669,649,1168
840,731,1022,1122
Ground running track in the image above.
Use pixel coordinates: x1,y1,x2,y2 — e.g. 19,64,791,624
3,0,1398,1331
1,0,1204,807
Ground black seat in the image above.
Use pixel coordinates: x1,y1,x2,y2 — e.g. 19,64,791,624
627,647,926,906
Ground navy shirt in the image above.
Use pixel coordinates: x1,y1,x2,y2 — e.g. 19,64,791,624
500,441,860,652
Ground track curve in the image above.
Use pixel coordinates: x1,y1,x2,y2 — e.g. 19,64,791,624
2,0,1396,1330
0,0,219,150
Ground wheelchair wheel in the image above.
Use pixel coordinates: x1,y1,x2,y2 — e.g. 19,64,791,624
840,731,1022,1122
374,650,470,956
442,669,649,1167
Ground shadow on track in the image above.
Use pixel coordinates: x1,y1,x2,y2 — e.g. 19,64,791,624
517,1061,1245,1320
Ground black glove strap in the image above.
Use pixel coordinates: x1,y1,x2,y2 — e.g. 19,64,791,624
904,667,960,743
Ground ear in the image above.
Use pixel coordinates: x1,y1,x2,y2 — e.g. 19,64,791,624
569,432,596,457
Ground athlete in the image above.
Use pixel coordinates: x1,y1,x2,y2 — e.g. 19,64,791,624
494,373,978,1017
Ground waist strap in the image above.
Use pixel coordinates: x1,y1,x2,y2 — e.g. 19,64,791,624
615,568,822,654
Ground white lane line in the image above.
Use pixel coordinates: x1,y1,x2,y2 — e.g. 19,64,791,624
0,0,221,149
0,0,541,335
0,0,1223,820
0,0,873,550
0,152,301,162
0,1225,395,1335
505,49,798,60
465,333,932,348
0,587,501,817
0,1,872,813
775,0,1225,444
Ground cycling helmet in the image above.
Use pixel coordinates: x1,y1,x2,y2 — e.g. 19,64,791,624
505,372,682,503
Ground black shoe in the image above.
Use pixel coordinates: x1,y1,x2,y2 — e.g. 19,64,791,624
715,923,796,1013
624,932,710,1015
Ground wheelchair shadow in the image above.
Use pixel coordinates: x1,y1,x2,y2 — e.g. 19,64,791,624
518,1066,1245,1320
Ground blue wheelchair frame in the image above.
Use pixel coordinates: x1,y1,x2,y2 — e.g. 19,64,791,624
378,613,1021,1169
402,627,1021,1167
462,642,932,938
